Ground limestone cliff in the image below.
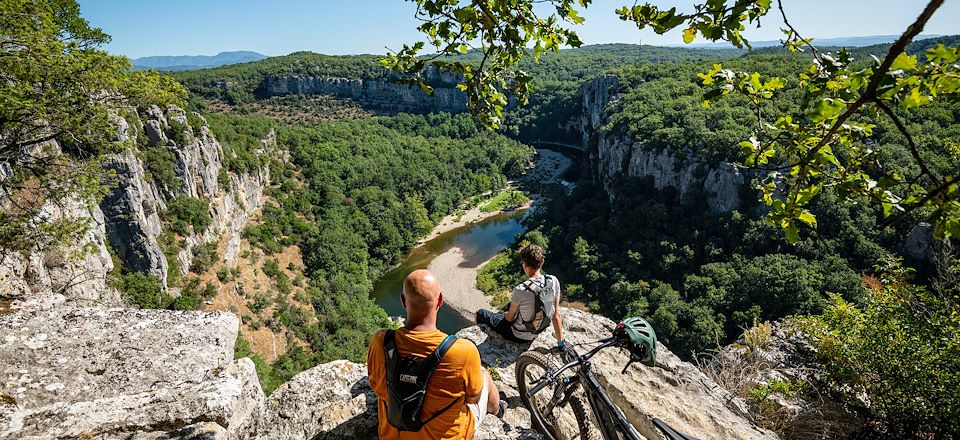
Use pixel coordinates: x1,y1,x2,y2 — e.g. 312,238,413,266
1,104,269,303
0,139,120,307
576,75,746,213
0,304,777,439
103,105,270,288
259,67,468,114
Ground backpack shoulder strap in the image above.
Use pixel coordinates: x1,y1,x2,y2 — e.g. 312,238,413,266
383,329,398,386
418,335,461,424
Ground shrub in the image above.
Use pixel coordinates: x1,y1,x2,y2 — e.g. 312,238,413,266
251,292,271,314
276,273,292,295
170,277,203,310
164,196,212,235
796,259,960,438
218,167,231,193
120,272,170,309
141,146,182,192
217,267,230,282
167,119,193,146
262,259,281,278
190,242,219,273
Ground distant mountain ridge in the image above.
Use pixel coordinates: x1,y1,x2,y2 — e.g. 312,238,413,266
131,51,267,71
682,33,943,49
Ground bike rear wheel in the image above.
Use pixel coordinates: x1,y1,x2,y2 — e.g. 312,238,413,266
516,351,595,440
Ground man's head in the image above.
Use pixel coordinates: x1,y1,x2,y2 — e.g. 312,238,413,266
401,269,443,326
519,244,545,277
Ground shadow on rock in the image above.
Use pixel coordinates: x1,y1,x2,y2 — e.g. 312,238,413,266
462,324,532,367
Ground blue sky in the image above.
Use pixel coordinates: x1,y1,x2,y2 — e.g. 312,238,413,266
77,0,959,58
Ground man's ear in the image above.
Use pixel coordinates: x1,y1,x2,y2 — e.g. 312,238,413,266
400,293,407,309
437,291,443,310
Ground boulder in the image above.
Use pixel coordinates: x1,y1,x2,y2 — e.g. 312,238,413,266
255,308,776,440
0,306,261,439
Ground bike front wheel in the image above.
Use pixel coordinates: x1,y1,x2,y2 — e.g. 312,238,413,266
516,350,595,440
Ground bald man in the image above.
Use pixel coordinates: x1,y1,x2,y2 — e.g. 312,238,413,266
367,269,504,439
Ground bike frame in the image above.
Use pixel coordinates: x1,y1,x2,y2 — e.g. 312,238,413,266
526,337,643,440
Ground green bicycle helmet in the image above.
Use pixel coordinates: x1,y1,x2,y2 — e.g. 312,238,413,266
619,317,657,367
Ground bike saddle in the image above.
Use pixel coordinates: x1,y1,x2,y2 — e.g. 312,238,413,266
652,418,699,440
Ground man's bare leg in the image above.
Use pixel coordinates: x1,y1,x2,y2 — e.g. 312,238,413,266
483,369,501,415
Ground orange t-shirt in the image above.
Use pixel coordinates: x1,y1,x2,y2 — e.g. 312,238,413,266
367,328,484,439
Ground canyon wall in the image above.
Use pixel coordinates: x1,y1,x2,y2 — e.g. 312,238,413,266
259,68,468,114
576,74,746,213
1,104,270,303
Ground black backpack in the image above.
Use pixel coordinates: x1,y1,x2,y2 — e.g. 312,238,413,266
383,330,461,431
519,274,557,334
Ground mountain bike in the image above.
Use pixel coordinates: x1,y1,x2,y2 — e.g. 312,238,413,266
516,322,698,440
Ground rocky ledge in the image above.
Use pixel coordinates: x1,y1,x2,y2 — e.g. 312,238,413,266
0,304,776,439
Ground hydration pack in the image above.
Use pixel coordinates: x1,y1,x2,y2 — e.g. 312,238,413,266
383,330,461,432
519,274,557,334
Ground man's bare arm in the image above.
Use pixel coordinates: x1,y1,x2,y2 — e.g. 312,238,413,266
552,296,564,342
504,301,520,322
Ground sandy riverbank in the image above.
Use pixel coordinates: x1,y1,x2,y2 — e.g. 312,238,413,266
423,148,572,321
418,149,572,244
426,247,493,321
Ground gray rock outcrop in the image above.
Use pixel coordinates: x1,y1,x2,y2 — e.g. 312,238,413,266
0,139,119,307
904,222,935,262
260,68,467,114
101,149,170,287
0,304,262,439
0,197,118,307
100,105,269,286
576,75,746,213
0,305,776,440
704,323,864,439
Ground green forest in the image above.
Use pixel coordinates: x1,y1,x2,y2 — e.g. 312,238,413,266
204,112,531,389
6,0,959,438
179,37,959,430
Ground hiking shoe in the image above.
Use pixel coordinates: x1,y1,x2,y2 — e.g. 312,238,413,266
496,399,508,418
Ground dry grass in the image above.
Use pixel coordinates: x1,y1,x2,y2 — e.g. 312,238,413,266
697,324,858,440
193,211,315,363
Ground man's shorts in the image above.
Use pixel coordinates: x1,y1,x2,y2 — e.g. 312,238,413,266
466,376,490,426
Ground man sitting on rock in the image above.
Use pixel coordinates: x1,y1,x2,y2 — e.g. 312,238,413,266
475,244,565,347
368,269,505,439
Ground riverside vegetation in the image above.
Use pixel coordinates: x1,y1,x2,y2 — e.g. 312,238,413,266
4,0,959,437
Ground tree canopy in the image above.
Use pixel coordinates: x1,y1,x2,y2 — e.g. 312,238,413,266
388,0,960,242
0,0,183,255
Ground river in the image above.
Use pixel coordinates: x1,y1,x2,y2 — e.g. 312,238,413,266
371,210,528,334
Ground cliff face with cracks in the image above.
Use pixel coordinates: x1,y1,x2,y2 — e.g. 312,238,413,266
259,67,468,114
576,75,746,213
1,104,269,304
0,304,777,439
103,104,270,289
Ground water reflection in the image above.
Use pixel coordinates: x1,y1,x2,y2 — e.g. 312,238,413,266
371,210,527,334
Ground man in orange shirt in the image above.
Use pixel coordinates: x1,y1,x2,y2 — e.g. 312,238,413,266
368,269,504,439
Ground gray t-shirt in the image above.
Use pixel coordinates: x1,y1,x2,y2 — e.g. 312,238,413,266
510,274,561,340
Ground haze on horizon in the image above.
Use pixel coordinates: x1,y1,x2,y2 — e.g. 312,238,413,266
78,0,959,59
